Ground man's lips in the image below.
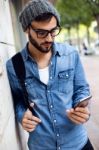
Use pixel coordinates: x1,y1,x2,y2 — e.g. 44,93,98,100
42,43,52,47
42,43,52,46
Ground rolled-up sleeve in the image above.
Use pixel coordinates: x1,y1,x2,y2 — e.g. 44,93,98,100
6,61,26,123
73,51,91,107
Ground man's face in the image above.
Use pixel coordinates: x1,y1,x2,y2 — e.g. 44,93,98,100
28,16,58,53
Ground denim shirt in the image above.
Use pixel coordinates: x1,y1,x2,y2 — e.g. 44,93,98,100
6,42,91,150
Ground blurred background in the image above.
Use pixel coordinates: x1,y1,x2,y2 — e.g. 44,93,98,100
0,0,99,150
1,0,99,54
55,0,99,56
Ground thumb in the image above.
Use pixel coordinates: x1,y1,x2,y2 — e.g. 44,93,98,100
66,108,74,114
30,102,34,108
26,103,34,113
26,108,32,114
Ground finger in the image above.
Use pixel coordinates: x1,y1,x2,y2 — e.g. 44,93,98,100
23,118,38,126
68,116,84,124
72,111,89,119
23,109,41,124
70,113,86,123
66,109,74,118
24,109,34,119
25,109,33,117
66,109,87,124
67,111,86,124
24,114,41,123
74,107,91,121
75,107,90,115
66,108,74,114
31,116,41,123
24,127,36,132
23,123,36,129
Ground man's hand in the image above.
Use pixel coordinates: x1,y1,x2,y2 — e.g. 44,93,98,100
22,103,41,132
66,107,90,124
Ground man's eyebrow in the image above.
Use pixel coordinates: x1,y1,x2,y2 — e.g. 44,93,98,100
31,26,57,31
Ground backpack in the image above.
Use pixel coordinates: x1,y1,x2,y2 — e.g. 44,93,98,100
12,52,33,112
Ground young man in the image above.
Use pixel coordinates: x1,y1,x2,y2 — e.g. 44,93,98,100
6,0,94,149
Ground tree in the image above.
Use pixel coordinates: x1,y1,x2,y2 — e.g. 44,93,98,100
85,0,99,40
56,0,93,47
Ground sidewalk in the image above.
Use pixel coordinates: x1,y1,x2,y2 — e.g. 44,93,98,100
81,55,99,150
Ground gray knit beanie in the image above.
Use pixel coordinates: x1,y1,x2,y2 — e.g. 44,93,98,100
19,0,60,31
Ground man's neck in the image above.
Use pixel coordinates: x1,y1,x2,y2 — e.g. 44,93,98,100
28,43,52,69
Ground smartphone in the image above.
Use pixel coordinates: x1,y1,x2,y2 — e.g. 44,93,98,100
74,95,92,108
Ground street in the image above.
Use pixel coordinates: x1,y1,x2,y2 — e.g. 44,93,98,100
81,55,99,150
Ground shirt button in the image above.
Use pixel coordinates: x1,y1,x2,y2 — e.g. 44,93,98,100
57,133,59,137
54,119,56,123
47,90,50,93
66,74,69,77
50,105,53,108
50,76,52,79
58,147,61,150
50,62,52,65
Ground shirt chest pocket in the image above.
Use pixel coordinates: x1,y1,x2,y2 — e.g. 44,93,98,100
25,78,37,98
25,78,47,105
58,69,74,93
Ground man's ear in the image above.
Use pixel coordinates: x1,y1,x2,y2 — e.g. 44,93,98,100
25,28,30,34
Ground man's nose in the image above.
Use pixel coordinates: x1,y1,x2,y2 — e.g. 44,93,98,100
46,33,53,42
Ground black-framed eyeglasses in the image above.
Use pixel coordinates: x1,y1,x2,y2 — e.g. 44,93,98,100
30,25,61,38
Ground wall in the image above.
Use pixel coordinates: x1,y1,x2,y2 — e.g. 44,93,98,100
0,0,28,149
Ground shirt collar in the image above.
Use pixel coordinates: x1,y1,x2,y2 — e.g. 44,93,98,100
21,43,33,61
52,42,63,56
22,42,62,62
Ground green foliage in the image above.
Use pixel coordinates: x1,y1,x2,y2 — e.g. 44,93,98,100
86,0,99,13
85,0,99,22
56,0,94,28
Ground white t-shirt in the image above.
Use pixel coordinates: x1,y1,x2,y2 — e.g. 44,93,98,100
39,66,49,85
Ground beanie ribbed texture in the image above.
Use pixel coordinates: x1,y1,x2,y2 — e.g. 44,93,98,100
19,0,60,31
